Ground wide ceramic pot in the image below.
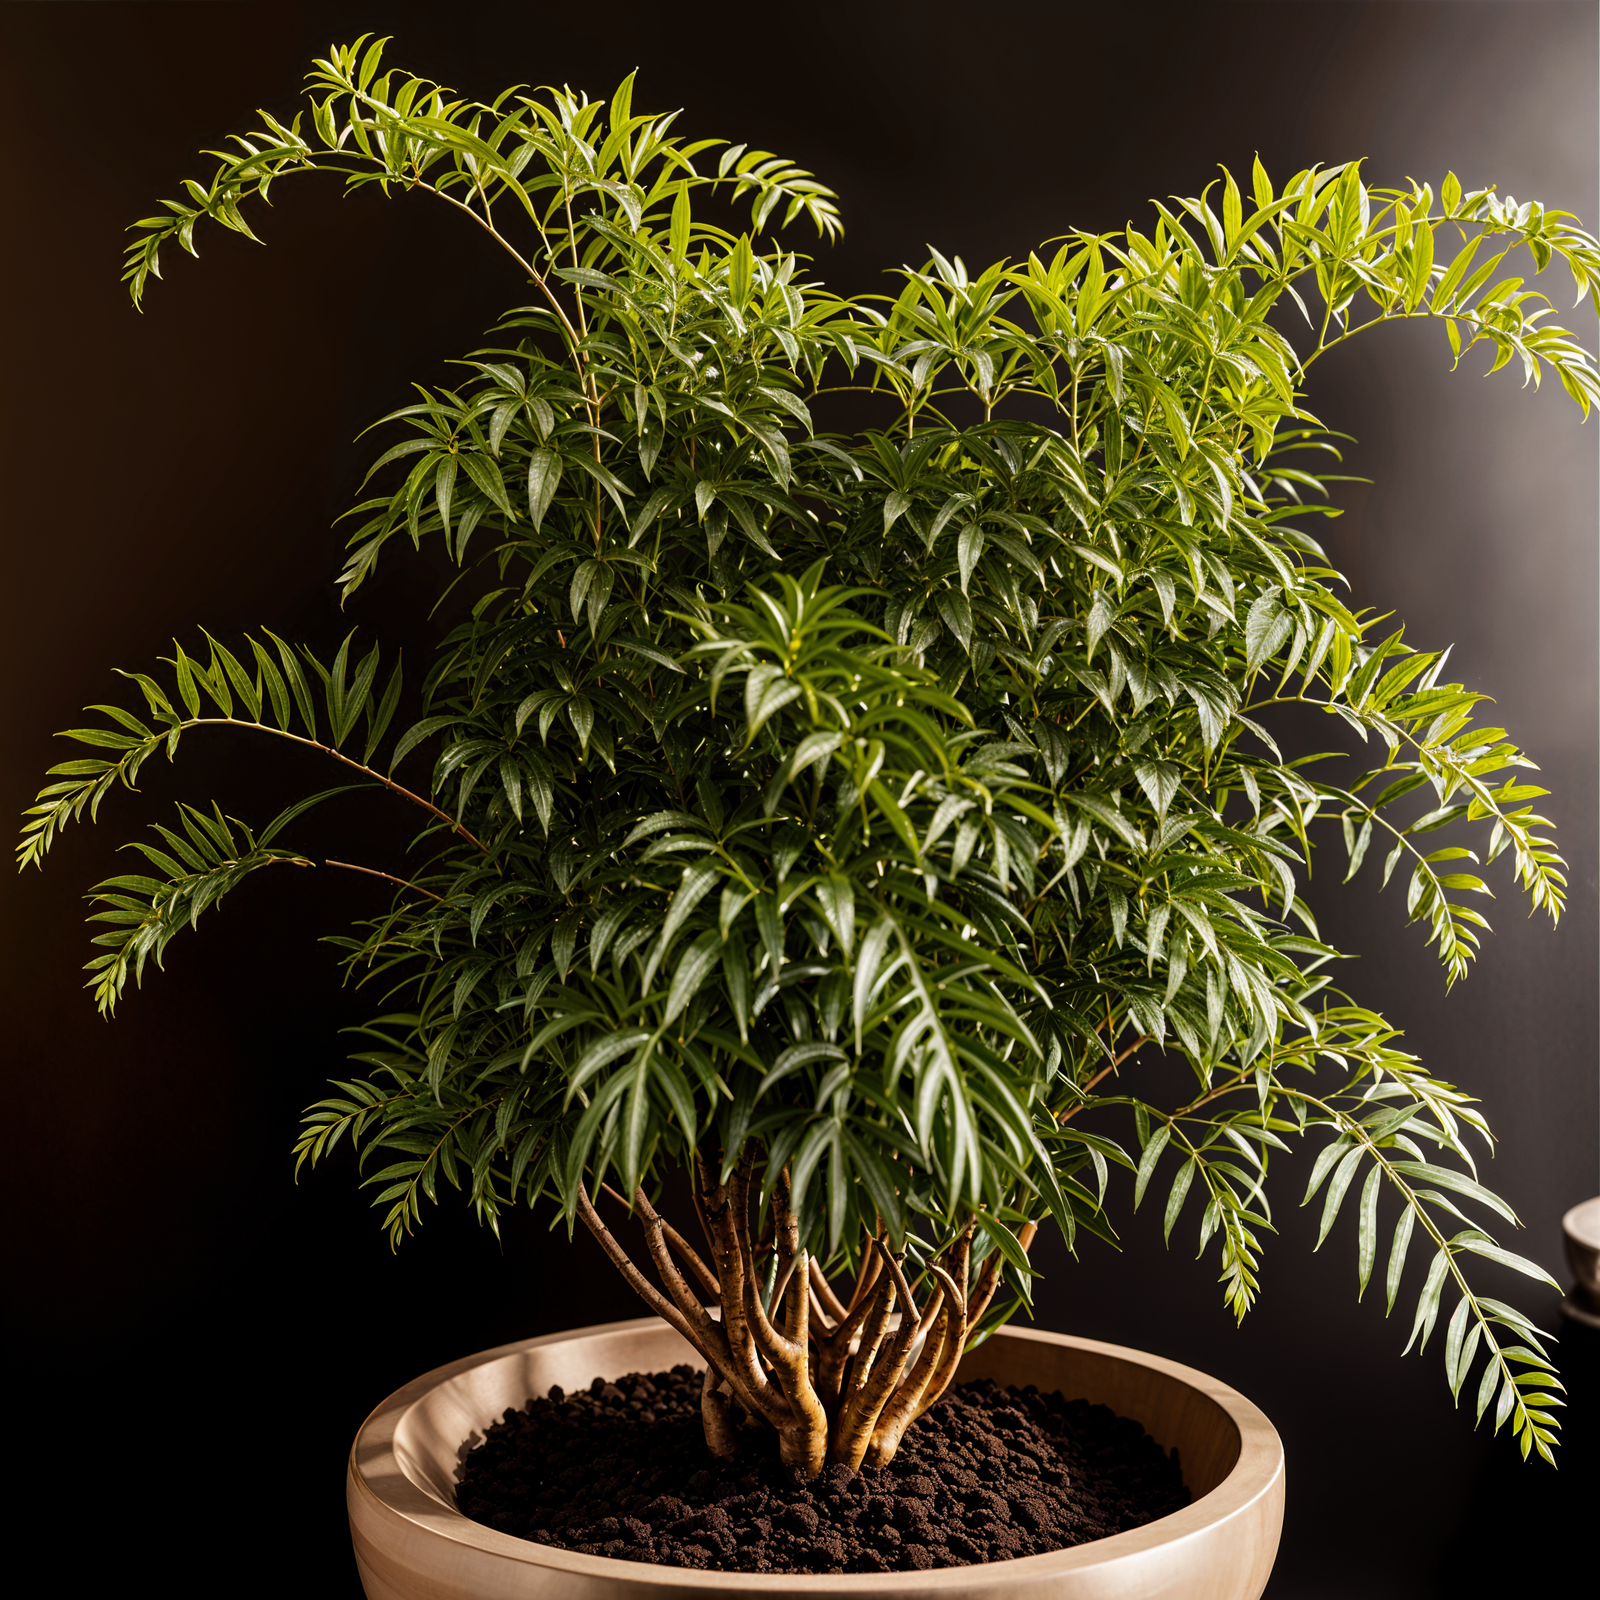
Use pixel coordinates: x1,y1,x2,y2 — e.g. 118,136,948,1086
348,1317,1284,1600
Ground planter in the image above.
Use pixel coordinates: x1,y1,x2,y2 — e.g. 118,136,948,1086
348,1317,1284,1599
1560,1196,1600,1328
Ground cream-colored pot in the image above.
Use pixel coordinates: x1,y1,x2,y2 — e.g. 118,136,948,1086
349,1317,1284,1600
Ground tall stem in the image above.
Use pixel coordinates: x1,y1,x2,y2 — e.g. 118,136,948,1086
695,1152,789,1425
865,1261,965,1467
584,1165,1031,1476
574,1183,706,1358
182,719,484,850
830,1244,923,1469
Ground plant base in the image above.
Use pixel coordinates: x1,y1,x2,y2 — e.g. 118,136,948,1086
348,1317,1284,1598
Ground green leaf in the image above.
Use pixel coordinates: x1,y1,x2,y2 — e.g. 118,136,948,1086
813,871,855,956
754,890,785,974
1163,1157,1196,1243
1405,1247,1451,1354
957,523,984,593
433,454,458,536
1405,215,1435,312
657,862,720,959
663,928,722,1025
265,631,318,738
1315,1146,1365,1249
1455,1236,1561,1289
527,447,561,530
1385,1203,1416,1315
936,590,973,652
720,933,752,1044
758,1040,846,1099
853,915,896,1048
1444,1293,1475,1397
1355,1162,1382,1298
458,450,514,517
1387,1163,1519,1225
670,183,691,260
1244,591,1291,672
169,644,202,717
1133,1122,1171,1208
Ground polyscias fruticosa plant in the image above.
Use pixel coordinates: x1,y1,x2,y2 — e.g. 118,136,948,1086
21,37,1596,1477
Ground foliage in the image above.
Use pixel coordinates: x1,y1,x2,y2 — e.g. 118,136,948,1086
24,36,1595,1469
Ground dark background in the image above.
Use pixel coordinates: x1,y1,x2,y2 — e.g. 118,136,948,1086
4,3,1596,1595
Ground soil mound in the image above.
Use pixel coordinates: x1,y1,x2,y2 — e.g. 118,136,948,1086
456,1364,1190,1574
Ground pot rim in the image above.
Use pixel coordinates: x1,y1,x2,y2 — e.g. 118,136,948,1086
349,1317,1284,1592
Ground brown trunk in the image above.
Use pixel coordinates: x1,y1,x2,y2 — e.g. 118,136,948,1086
864,1260,964,1467
733,1160,828,1477
701,1367,741,1459
830,1245,924,1468
577,1154,1039,1479
814,1263,887,1411
809,1255,849,1323
845,1237,884,1313
773,1246,829,1477
694,1152,790,1426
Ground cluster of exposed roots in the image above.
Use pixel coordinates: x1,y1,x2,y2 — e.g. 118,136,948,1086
576,1145,1035,1477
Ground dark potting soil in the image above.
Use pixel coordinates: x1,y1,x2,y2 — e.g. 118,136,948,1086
455,1364,1190,1574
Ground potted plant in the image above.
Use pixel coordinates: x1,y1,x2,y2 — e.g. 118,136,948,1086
20,34,1595,1593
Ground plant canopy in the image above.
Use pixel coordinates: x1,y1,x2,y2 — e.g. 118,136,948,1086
23,37,1595,1474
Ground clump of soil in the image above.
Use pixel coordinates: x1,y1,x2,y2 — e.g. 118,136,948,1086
456,1364,1189,1574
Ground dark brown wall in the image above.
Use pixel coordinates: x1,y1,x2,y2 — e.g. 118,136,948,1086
4,4,1594,1594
